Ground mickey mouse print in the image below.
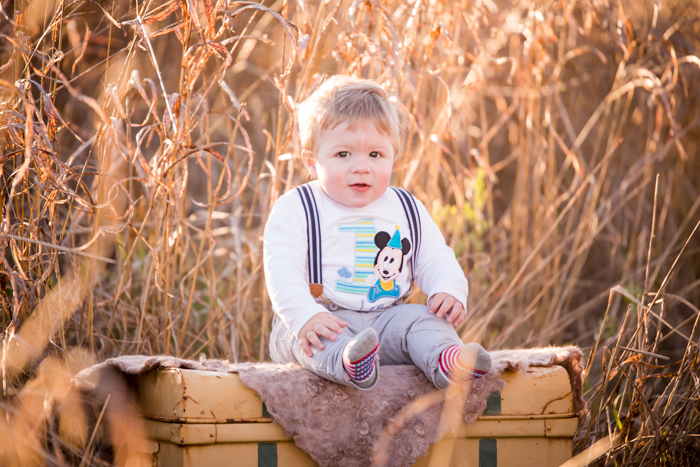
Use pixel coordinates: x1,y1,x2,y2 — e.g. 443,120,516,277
365,227,411,302
334,219,413,309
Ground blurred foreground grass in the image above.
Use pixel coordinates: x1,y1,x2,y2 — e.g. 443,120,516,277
1,0,699,464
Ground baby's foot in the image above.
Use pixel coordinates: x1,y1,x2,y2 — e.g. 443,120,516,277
435,343,491,389
343,328,379,389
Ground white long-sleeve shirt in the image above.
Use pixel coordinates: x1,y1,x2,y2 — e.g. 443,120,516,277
263,181,469,338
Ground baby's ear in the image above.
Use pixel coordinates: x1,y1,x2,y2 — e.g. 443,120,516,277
374,232,390,248
301,149,317,177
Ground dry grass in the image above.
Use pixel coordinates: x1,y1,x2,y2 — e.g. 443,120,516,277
1,0,699,464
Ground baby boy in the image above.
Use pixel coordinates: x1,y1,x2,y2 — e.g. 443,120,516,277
263,75,491,389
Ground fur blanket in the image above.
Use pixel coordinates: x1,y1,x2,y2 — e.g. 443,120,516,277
75,347,585,467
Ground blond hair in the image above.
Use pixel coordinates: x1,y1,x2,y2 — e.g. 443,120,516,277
297,75,401,153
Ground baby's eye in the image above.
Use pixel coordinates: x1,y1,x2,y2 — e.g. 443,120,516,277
369,151,381,158
337,151,349,158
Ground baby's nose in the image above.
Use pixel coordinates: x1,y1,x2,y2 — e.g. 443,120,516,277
351,159,370,173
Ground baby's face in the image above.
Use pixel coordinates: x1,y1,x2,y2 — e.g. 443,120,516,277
306,119,395,208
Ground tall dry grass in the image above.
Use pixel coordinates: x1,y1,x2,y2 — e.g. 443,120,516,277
1,0,699,464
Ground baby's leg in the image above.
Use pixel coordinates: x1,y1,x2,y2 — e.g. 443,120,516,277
269,312,379,390
368,304,490,389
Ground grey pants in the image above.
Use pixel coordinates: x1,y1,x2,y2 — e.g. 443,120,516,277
269,304,463,390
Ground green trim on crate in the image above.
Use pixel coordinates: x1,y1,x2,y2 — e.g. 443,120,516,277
262,402,272,418
483,391,502,415
478,439,497,467
258,443,277,467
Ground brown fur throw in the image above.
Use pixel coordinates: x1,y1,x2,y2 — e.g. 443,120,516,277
75,346,585,467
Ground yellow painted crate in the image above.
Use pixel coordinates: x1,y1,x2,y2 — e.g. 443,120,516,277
134,365,578,467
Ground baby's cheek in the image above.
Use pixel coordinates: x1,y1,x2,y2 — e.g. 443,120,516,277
377,171,392,188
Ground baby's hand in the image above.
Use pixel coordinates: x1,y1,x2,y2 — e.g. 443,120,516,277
297,312,348,358
428,293,466,327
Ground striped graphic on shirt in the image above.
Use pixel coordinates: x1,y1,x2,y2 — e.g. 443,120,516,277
391,187,421,282
296,184,322,286
335,219,377,294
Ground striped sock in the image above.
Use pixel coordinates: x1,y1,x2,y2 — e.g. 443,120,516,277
439,345,489,384
343,343,379,382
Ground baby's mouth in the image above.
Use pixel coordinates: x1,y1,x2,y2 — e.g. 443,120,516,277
350,183,370,192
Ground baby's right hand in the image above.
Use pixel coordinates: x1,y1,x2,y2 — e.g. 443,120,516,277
298,312,348,358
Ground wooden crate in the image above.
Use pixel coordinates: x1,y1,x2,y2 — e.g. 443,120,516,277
134,365,578,466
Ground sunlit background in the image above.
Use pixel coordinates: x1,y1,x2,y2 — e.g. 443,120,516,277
1,0,699,464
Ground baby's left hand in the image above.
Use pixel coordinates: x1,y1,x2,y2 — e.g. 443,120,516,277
428,293,466,327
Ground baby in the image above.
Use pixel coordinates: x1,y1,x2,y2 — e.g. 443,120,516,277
263,75,491,390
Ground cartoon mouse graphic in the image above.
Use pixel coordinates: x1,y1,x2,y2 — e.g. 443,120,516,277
365,226,411,302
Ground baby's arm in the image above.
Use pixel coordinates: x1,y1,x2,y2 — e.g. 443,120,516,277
412,200,470,326
263,194,347,356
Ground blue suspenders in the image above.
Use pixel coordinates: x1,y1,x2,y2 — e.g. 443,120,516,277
295,184,421,298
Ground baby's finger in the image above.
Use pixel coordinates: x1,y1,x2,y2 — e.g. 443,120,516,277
330,314,349,328
307,331,325,351
323,319,346,335
323,317,345,333
428,294,443,314
454,312,466,327
446,303,464,323
314,324,338,342
436,297,455,318
299,338,313,358
325,323,345,336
